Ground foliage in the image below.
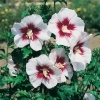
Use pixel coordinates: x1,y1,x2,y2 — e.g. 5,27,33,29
0,0,100,100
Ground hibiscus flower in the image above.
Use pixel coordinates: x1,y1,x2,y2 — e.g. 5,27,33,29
11,14,51,51
69,32,92,71
7,59,21,76
83,93,96,100
49,48,73,83
48,8,84,46
26,54,62,89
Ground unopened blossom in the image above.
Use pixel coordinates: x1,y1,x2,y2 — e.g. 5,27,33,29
7,59,21,76
11,14,51,51
49,48,73,83
69,32,92,71
48,8,85,47
83,93,96,100
26,54,62,89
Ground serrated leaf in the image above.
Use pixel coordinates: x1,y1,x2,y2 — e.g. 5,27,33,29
22,47,32,58
21,11,29,18
14,76,24,86
0,54,5,59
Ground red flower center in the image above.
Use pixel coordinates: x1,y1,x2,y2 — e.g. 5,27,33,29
36,65,54,80
57,18,75,37
73,41,84,55
20,23,40,41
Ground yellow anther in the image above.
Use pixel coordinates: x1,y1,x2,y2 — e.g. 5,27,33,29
62,25,67,32
27,30,33,39
55,63,64,69
43,69,48,77
76,49,81,54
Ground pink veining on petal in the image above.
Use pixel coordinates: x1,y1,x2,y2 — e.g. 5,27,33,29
28,23,40,35
20,27,28,40
32,35,38,41
65,32,72,37
67,24,75,30
73,41,84,55
62,18,69,25
57,21,62,29
56,55,65,64
59,30,65,37
20,23,41,41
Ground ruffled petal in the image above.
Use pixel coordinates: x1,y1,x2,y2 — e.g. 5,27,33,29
21,14,43,27
29,74,42,88
36,54,50,65
26,58,38,75
14,34,29,48
42,75,57,89
58,8,77,22
72,61,86,71
82,47,92,63
36,29,51,40
48,13,59,34
11,22,27,35
56,35,70,46
30,38,43,51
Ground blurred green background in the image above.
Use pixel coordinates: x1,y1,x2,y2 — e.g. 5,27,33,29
0,0,100,38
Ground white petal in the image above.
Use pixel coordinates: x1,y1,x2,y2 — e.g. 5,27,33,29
82,47,92,63
42,75,57,89
58,74,66,83
72,61,86,71
11,22,27,35
14,34,29,48
49,52,56,64
7,59,15,69
9,70,17,76
68,30,82,47
29,74,42,88
58,8,77,22
83,93,96,100
63,63,73,79
49,48,66,64
36,54,49,65
48,13,59,34
21,14,43,27
26,58,38,75
56,35,70,46
82,34,92,47
30,38,43,51
36,29,51,40
69,16,85,32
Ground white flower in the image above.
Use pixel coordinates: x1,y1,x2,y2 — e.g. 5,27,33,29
83,93,96,100
7,59,21,76
11,14,51,51
69,32,92,71
26,54,62,89
49,48,73,83
48,8,84,47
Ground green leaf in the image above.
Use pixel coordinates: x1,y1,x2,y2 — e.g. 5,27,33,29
21,97,30,100
21,11,29,18
14,76,24,86
22,47,32,58
0,54,5,59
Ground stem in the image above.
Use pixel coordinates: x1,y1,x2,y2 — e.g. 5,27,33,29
54,0,56,13
9,83,12,99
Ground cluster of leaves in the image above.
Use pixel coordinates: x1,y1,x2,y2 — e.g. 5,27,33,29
0,0,100,100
